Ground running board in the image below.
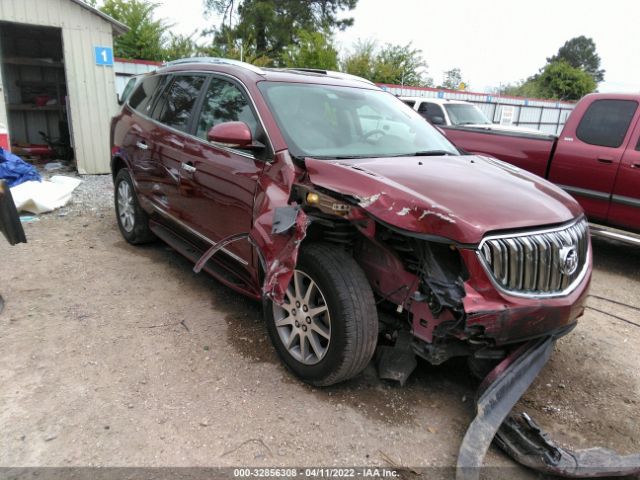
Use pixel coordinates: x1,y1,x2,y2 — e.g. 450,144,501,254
590,223,640,246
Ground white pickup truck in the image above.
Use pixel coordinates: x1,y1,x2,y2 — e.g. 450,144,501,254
399,96,543,135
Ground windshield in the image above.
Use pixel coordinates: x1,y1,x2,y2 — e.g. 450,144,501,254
258,82,459,158
444,104,491,125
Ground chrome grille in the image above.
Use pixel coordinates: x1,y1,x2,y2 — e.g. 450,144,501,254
478,218,590,296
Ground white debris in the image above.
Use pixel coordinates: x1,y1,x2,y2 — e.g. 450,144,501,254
11,175,82,214
397,207,411,216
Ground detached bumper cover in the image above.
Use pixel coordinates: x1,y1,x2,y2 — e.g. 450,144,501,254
456,337,640,479
496,413,640,478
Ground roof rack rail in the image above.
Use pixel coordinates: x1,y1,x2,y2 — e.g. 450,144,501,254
281,68,376,86
164,57,264,74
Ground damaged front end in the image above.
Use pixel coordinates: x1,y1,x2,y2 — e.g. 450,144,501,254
205,150,629,478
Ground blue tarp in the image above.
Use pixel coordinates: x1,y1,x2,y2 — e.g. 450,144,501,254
0,148,41,188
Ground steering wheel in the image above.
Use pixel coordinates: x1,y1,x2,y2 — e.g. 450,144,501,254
362,129,387,143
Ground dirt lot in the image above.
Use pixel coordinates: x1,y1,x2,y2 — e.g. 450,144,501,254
1,175,639,478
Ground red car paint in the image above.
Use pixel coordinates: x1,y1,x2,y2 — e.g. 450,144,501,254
442,93,640,234
110,61,591,353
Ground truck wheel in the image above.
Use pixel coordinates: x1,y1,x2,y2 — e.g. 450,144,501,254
114,168,155,245
264,243,378,386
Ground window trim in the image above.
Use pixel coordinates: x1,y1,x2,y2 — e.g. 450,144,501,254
576,99,638,149
127,70,274,161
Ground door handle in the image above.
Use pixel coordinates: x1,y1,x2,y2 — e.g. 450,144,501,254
631,163,640,169
597,157,613,164
136,141,149,150
181,162,196,174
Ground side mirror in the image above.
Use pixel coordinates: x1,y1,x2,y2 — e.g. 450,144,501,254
430,116,445,125
207,121,254,148
117,94,124,106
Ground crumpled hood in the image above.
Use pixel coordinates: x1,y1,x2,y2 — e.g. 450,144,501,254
305,155,583,244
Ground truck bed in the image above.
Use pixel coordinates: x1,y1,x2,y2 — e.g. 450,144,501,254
442,126,557,178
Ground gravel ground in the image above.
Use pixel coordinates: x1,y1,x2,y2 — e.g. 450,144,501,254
1,175,639,479
35,165,114,217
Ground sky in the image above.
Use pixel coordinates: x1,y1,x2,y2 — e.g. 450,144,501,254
155,0,640,93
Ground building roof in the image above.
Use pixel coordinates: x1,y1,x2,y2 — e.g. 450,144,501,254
68,0,129,35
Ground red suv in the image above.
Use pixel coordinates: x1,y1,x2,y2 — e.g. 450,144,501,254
110,58,592,386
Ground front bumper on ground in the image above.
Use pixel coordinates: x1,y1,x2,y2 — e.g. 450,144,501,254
456,336,640,479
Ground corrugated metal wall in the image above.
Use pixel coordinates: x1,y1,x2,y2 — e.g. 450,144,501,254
381,84,576,135
0,0,119,174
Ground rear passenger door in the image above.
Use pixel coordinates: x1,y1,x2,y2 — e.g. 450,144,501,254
176,75,268,266
149,74,207,215
123,74,170,200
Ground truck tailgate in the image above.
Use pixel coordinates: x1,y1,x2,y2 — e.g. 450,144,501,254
442,127,557,178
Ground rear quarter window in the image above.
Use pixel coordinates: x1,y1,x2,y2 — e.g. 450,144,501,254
128,75,169,117
576,99,638,148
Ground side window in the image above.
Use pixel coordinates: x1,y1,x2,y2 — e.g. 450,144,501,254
129,75,168,115
196,78,259,141
402,100,416,108
417,102,444,122
153,75,206,132
576,99,638,148
120,77,139,104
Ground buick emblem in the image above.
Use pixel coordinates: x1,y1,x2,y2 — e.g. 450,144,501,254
559,245,579,275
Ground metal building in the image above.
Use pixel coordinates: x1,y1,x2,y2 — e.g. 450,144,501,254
0,0,127,174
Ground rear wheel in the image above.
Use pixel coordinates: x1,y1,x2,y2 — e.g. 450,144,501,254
114,168,155,245
265,243,378,386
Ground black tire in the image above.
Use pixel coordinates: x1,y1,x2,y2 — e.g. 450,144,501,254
114,168,155,245
264,243,378,386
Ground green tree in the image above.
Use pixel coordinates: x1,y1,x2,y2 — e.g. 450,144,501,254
372,43,433,87
534,60,596,101
162,32,202,61
440,68,465,90
205,0,357,64
100,0,168,61
547,36,605,83
282,30,338,70
342,40,376,79
342,41,433,87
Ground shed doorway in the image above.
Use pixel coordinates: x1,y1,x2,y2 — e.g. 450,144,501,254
0,22,74,165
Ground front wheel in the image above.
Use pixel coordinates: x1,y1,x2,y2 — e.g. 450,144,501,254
264,243,378,386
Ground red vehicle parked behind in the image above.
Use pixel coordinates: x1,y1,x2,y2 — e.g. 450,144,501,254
442,93,640,245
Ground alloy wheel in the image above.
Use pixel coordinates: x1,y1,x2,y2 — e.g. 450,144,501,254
117,181,135,233
273,270,332,365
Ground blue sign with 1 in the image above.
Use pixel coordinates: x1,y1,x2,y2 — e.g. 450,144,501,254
95,46,114,66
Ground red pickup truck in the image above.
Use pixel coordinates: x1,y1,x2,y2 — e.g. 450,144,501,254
442,93,640,244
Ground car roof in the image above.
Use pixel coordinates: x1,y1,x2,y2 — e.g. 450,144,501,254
399,96,471,106
155,57,379,90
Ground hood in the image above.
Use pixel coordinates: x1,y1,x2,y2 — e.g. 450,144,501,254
305,155,583,244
